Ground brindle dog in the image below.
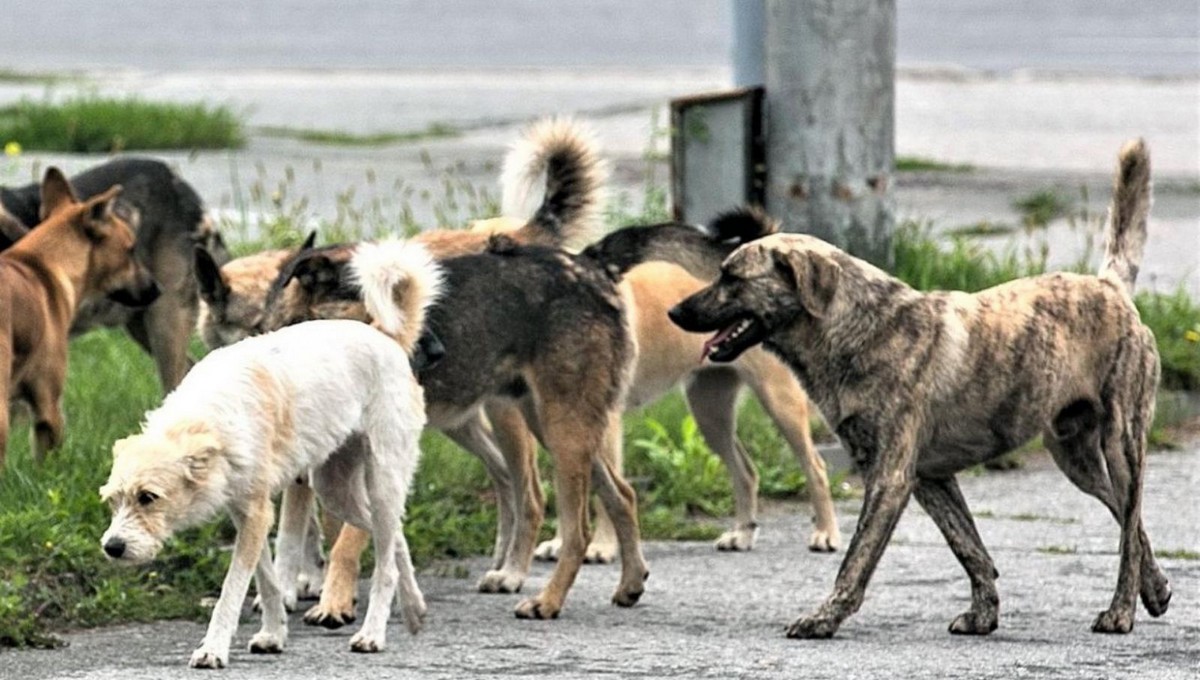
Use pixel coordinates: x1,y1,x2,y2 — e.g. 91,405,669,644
670,140,1170,638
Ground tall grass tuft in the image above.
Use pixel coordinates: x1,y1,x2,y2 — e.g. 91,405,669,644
0,96,244,153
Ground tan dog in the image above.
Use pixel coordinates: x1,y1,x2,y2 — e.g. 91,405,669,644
0,168,159,467
670,140,1170,638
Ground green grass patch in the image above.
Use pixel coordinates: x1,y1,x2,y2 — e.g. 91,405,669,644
256,123,458,147
1013,188,1072,228
895,156,973,173
0,69,82,86
1036,545,1078,555
0,96,244,153
1154,548,1200,561
944,221,1018,238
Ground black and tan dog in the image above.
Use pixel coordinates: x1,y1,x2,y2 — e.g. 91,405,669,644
0,168,159,466
524,210,841,560
194,117,610,620
1,158,225,391
670,140,1170,638
262,236,645,622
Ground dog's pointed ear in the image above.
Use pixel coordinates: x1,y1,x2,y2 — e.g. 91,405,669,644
773,249,841,318
194,247,229,304
299,230,317,252
77,185,124,241
288,254,340,294
39,167,80,221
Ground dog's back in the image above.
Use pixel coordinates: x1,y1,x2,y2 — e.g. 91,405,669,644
580,207,778,281
151,320,423,483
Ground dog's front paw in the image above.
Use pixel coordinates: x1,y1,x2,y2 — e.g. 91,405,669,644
533,538,561,562
478,569,524,593
611,584,644,608
248,631,285,654
348,631,384,654
514,596,560,620
303,601,356,629
1092,608,1134,634
808,526,841,553
715,526,756,552
949,610,998,635
786,615,840,639
189,647,228,669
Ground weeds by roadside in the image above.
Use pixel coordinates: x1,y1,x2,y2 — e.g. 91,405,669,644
0,96,244,152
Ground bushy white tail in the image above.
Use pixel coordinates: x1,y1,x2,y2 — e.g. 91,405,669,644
1099,138,1152,294
350,239,444,354
501,116,608,249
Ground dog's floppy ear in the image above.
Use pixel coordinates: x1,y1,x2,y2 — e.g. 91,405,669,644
773,249,841,318
173,424,222,484
39,167,80,221
194,247,229,305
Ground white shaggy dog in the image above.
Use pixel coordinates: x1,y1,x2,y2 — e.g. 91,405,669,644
99,239,442,669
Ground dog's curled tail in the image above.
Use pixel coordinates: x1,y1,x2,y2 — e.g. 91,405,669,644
501,116,609,249
351,238,444,355
1099,138,1152,294
706,206,780,245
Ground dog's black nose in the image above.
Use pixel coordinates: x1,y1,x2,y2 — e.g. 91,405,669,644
667,304,686,327
103,537,126,559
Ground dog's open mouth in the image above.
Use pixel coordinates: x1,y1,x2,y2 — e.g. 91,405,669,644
701,315,764,363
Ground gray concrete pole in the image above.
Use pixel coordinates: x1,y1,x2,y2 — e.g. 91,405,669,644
731,0,766,87
764,0,896,267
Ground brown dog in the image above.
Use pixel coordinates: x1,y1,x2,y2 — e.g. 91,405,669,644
670,139,1169,638
0,168,159,466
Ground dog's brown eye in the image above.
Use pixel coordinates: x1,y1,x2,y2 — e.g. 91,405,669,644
137,491,158,506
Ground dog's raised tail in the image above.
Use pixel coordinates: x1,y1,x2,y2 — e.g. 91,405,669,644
706,206,781,245
1099,138,1152,294
501,117,608,249
351,239,444,355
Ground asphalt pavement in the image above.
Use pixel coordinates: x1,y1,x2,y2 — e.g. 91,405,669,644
3,447,1197,679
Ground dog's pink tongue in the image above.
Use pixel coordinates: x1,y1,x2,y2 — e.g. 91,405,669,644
700,326,735,362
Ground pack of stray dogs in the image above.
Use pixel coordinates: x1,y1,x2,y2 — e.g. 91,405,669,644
0,118,1172,668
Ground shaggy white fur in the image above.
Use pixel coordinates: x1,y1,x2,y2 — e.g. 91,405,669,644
100,242,442,667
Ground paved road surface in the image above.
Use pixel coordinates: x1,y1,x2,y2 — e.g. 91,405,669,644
3,447,1198,679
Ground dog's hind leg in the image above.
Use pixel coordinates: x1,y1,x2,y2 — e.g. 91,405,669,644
190,494,275,669
350,442,424,652
685,368,760,552
445,410,517,570
787,415,918,639
1046,374,1166,628
138,294,196,391
26,373,66,463
273,478,316,611
478,402,544,594
913,476,999,635
514,401,595,620
591,411,648,607
742,358,840,552
305,436,370,629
